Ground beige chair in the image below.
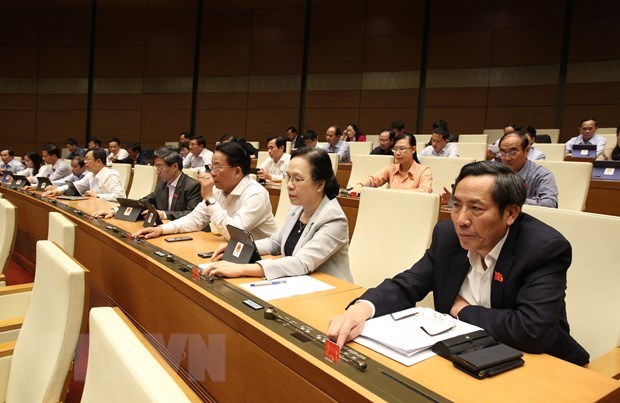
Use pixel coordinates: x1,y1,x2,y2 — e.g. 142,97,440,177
536,160,592,211
349,188,439,288
128,165,158,200
61,147,70,158
81,307,199,402
328,153,338,175
458,134,488,143
0,199,16,286
48,212,76,257
598,133,616,149
536,129,560,143
455,143,487,161
184,168,198,181
285,141,292,154
596,127,617,135
111,163,132,192
248,141,259,150
0,240,87,402
256,151,269,168
12,157,21,163
419,156,474,196
417,134,432,147
273,179,292,228
483,129,505,145
532,143,566,161
346,154,394,189
522,206,620,360
348,142,373,162
164,141,179,148
365,135,379,149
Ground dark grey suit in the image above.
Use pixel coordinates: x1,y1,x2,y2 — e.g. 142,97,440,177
139,173,201,220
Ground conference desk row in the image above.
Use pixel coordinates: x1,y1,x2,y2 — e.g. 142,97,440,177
1,186,619,402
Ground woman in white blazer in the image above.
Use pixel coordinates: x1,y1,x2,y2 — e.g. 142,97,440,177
204,147,353,282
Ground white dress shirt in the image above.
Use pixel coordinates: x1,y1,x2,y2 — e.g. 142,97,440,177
420,142,459,157
259,153,290,182
183,148,213,171
565,134,607,157
159,175,277,241
107,148,130,165
58,167,126,202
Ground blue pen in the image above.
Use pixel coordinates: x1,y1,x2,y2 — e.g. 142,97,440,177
250,280,287,287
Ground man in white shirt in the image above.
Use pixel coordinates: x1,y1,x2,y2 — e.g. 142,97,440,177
420,127,458,157
43,148,126,202
321,126,350,163
0,148,25,174
258,136,290,183
133,141,277,241
52,156,90,186
106,137,130,165
41,143,72,181
565,118,607,159
183,135,213,171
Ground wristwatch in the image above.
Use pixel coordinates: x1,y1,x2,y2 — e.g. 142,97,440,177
205,196,216,206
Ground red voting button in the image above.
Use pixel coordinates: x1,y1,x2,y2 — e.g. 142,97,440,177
324,339,341,364
192,268,200,281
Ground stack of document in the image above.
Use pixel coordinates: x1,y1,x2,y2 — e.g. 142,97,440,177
356,307,482,366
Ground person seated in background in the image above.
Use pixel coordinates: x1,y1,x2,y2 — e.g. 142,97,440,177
322,126,350,163
327,161,589,366
179,131,191,144
183,135,213,170
52,156,90,186
88,137,102,150
234,137,258,159
93,146,201,221
180,141,190,158
132,141,277,241
41,143,72,181
258,136,290,183
352,133,432,193
16,151,44,182
124,141,153,165
106,137,129,165
565,118,606,159
420,126,458,157
43,148,125,202
370,129,394,155
65,138,86,159
432,119,459,143
342,123,366,142
603,126,620,160
303,130,318,148
519,125,545,161
286,126,304,150
202,147,353,282
0,148,25,174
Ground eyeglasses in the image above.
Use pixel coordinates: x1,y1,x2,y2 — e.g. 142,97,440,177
211,165,232,173
283,174,315,185
392,146,412,154
496,150,521,159
154,163,166,170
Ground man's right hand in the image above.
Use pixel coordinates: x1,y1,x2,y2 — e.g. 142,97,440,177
440,186,452,205
92,209,115,219
42,187,58,198
132,226,163,239
326,302,373,347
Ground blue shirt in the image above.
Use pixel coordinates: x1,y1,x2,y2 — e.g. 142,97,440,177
322,140,350,163
528,146,546,161
565,134,607,157
518,160,558,208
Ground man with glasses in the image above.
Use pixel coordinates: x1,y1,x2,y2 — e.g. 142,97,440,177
183,135,213,171
133,142,277,241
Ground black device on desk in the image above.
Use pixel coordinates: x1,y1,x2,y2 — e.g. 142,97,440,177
165,236,193,242
1,170,12,183
143,201,163,227
10,175,30,189
36,177,52,191
222,224,261,263
571,144,597,158
115,198,145,222
592,160,620,180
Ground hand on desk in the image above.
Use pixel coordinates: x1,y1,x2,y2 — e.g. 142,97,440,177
326,301,373,347
42,186,59,198
210,244,227,262
92,208,115,219
132,226,163,239
84,190,97,197
201,261,264,278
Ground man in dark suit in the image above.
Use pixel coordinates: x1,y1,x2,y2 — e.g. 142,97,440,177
327,161,589,366
139,146,201,220
286,126,304,150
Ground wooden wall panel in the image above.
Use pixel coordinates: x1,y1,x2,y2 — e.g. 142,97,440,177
485,106,557,132
247,91,300,109
423,107,488,134
305,90,361,109
246,109,298,140
360,89,419,109
0,46,38,76
142,108,192,143
91,110,143,140
487,85,558,107
92,94,143,110
425,88,489,107
195,109,248,142
0,95,36,110
200,43,252,75
197,93,248,109
358,107,418,135
36,109,87,145
249,41,304,75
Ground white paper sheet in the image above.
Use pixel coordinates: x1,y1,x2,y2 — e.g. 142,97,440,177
239,275,335,301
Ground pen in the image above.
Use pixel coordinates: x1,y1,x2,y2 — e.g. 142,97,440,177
250,280,287,287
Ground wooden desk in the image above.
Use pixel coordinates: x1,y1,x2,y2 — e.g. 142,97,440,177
585,179,620,216
2,187,619,402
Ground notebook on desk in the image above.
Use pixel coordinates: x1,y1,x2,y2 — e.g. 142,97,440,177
222,225,261,264
571,144,597,158
592,160,620,180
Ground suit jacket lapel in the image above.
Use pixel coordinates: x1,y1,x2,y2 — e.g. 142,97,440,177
490,217,522,307
444,248,470,306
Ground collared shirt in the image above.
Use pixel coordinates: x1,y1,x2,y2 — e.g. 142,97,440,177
52,171,91,186
259,153,290,182
160,176,277,241
367,161,433,192
458,230,510,309
183,148,213,170
1,159,25,174
322,141,350,163
565,134,607,157
106,148,130,165
518,160,558,208
167,173,182,211
59,167,125,202
420,142,459,157
528,146,546,161
370,146,393,156
66,148,86,159
46,159,72,181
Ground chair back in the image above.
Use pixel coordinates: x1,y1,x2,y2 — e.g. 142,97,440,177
364,135,379,148
111,163,132,191
536,160,592,211
285,141,292,154
328,153,339,175
47,212,76,257
522,206,620,360
128,165,158,200
256,151,269,168
348,142,373,162
349,188,439,288
419,156,475,195
183,168,199,181
0,199,16,281
346,155,394,188
458,134,488,143
598,133,616,148
273,179,292,228
248,141,259,150
81,307,197,402
533,143,566,161
596,127,617,134
61,148,70,158
536,128,560,143
5,240,86,402
455,142,487,161
164,141,179,148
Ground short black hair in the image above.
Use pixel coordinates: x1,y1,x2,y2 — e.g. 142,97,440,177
153,145,183,170
72,155,85,168
180,141,190,149
432,119,448,130
215,141,250,175
90,138,102,147
432,126,450,140
287,126,297,134
304,130,317,140
267,136,286,149
179,131,191,139
291,147,340,199
499,131,529,150
579,117,598,127
42,143,61,158
1,148,15,157
517,125,537,140
190,135,206,147
66,138,78,146
108,137,121,146
220,134,235,143
126,141,141,153
90,148,107,163
25,151,44,175
391,120,405,131
454,161,526,214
